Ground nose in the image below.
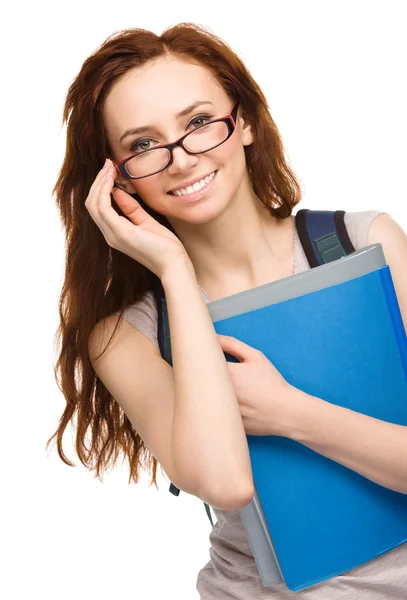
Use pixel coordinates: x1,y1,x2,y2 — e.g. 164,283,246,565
166,144,199,175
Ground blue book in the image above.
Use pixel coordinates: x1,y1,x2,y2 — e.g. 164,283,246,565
206,244,407,592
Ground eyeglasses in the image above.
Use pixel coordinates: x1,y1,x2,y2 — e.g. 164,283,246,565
108,99,240,180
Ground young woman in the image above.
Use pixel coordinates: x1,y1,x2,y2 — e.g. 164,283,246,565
48,23,407,599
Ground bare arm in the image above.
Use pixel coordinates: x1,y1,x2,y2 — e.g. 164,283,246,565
89,257,254,511
285,388,407,494
161,257,254,505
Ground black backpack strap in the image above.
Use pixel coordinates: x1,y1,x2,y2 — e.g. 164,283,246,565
152,278,172,367
152,278,215,527
295,209,355,268
205,502,215,527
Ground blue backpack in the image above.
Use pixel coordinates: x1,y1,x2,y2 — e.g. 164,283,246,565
152,209,356,526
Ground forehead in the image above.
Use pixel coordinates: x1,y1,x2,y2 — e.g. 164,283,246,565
103,57,227,135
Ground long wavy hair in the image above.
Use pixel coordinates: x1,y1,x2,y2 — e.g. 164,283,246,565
46,23,302,489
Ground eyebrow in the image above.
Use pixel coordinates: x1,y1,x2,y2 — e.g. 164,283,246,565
119,101,215,143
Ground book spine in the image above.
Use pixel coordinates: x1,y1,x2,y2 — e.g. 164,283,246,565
379,266,407,380
239,489,283,586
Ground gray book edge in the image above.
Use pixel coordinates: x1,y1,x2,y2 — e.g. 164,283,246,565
207,244,386,322
240,489,283,586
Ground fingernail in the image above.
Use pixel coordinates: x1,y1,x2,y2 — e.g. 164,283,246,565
103,158,110,169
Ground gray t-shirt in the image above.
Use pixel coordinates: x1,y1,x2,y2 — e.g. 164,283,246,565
118,210,407,599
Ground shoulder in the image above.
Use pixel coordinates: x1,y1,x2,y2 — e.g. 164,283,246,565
111,290,160,351
343,209,387,250
344,211,407,330
366,212,407,251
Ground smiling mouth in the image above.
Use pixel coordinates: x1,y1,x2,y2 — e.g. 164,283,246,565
168,171,217,196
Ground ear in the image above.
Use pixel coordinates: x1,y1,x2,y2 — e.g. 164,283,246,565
113,171,139,195
239,111,254,147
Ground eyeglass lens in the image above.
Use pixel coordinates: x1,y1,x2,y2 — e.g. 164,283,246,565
124,121,229,178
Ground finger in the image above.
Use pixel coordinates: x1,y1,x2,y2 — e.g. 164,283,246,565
85,164,118,240
85,159,114,209
86,164,119,236
217,334,260,362
94,160,118,208
95,161,144,227
97,174,153,247
87,164,133,246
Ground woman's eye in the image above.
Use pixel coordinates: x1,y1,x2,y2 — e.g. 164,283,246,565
130,139,154,153
129,115,213,153
190,115,212,128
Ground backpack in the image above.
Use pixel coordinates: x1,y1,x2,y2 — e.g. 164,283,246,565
152,209,356,526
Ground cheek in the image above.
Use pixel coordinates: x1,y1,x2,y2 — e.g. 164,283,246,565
128,177,172,216
129,177,161,201
221,139,248,184
221,133,247,171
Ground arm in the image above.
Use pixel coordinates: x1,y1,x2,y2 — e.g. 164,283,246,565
89,255,254,512
286,389,407,494
284,214,407,494
161,257,254,504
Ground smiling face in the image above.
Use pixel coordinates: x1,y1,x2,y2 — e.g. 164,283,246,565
103,55,254,225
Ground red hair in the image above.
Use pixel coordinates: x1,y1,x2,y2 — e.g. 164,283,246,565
46,23,302,488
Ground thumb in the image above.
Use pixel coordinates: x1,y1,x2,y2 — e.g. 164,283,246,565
112,187,152,226
217,334,259,363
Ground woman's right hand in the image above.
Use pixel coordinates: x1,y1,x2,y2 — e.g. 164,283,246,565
85,159,190,279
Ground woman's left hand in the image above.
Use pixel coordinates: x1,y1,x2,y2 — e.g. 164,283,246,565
217,334,296,436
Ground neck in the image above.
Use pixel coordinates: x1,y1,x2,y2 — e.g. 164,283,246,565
166,185,294,296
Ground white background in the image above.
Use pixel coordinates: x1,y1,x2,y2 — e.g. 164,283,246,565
2,1,406,599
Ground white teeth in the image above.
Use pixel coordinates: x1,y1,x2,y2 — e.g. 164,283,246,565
171,171,216,196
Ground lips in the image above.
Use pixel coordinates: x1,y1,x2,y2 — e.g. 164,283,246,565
168,171,217,194
167,170,217,203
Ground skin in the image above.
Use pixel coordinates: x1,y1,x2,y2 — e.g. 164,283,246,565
103,55,295,301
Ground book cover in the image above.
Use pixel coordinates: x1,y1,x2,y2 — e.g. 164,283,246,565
206,245,407,591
